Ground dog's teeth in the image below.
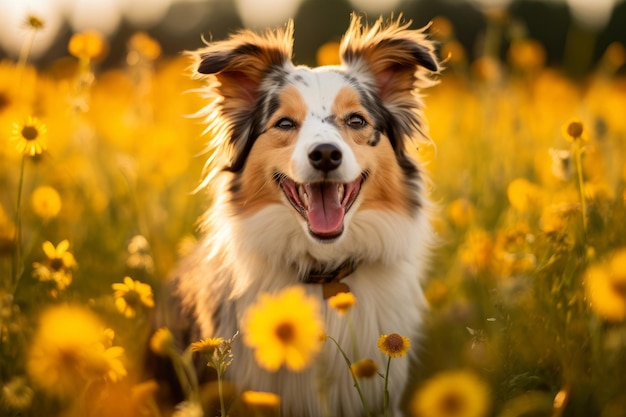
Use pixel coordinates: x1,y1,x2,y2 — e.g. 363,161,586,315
298,185,309,208
338,184,345,202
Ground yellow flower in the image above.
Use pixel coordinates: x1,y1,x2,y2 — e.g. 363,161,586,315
561,118,587,143
507,178,541,212
328,291,356,316
316,41,340,66
27,305,127,397
32,240,77,290
241,390,281,408
1,376,34,410
508,39,546,72
191,337,224,354
112,276,155,318
31,185,62,219
128,32,162,61
24,14,45,30
410,370,491,417
350,358,379,378
378,333,411,358
10,116,47,156
447,198,476,229
68,30,108,61
149,327,175,357
584,249,626,321
242,286,323,372
459,230,494,275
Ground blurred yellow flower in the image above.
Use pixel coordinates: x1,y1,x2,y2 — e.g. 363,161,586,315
430,16,454,41
584,249,626,321
410,370,491,417
24,14,45,30
32,240,77,290
241,390,281,408
316,41,340,66
561,118,587,143
68,30,108,61
149,327,175,357
30,185,61,219
10,116,47,156
128,32,161,61
327,291,356,316
378,333,410,358
1,376,34,410
27,305,126,397
507,178,541,212
459,229,494,275
508,39,546,72
242,286,323,372
350,358,379,378
447,198,476,229
112,276,155,318
0,205,16,255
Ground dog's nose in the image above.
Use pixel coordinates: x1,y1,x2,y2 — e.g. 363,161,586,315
308,143,342,172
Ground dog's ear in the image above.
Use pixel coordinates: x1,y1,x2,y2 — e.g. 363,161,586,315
340,14,439,154
192,21,294,107
190,22,294,172
340,14,439,102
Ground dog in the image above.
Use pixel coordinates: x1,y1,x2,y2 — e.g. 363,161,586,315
164,14,440,416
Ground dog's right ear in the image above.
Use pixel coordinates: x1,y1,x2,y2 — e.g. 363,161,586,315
191,22,294,109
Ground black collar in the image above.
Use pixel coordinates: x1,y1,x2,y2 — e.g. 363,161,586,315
302,259,357,284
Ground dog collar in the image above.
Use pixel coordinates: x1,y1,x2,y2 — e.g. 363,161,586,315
303,260,356,299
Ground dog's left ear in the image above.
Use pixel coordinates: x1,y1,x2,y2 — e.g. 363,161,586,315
340,14,439,102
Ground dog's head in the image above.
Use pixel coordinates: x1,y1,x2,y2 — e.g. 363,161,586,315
192,14,438,251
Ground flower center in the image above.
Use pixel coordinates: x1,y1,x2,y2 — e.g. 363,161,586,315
440,391,465,415
50,257,64,271
384,333,404,353
21,125,39,141
124,290,141,307
275,322,295,343
566,121,583,139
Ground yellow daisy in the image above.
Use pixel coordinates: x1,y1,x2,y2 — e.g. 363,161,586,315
242,286,323,372
30,185,62,220
410,370,491,417
149,327,175,357
584,249,626,321
27,305,127,398
68,30,108,61
561,118,587,143
378,333,411,358
112,276,155,318
241,390,281,408
328,291,357,316
32,240,77,290
10,116,47,156
190,337,224,354
350,358,379,379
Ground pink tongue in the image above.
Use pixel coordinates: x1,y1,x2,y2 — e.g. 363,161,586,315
305,183,344,236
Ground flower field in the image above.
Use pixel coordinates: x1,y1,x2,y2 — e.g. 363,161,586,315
2,13,626,417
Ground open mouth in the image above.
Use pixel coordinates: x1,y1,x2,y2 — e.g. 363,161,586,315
275,172,366,240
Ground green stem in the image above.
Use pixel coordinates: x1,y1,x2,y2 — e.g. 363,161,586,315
383,356,391,417
326,335,372,417
573,140,587,240
11,155,26,293
217,366,227,417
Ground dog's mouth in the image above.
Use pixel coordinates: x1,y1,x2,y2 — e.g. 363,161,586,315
275,172,366,240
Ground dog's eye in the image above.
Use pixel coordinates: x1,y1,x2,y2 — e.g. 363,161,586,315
347,114,367,129
275,117,297,130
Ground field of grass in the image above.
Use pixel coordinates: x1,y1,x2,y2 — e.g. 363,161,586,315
2,15,626,417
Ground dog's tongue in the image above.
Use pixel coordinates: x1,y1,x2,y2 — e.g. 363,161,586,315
305,183,344,236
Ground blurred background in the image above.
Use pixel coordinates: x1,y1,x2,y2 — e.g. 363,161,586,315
1,0,625,76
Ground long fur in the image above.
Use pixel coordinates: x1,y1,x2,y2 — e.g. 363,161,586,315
165,14,440,417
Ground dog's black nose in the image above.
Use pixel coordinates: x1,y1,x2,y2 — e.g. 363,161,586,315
308,143,342,172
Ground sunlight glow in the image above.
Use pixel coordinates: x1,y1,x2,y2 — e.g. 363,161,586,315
566,0,615,29
234,0,303,29
348,0,405,14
